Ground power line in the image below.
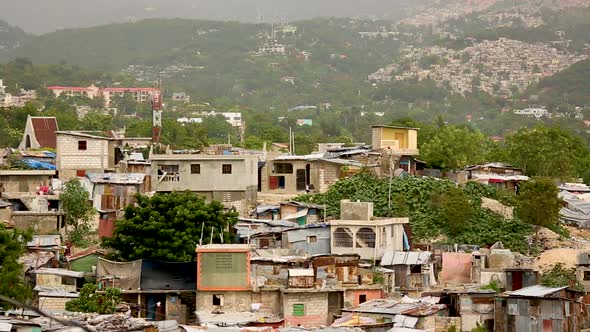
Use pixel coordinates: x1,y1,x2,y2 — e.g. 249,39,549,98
0,294,92,332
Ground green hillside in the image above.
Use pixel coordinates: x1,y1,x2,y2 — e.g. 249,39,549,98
11,19,258,70
0,20,31,56
525,58,590,108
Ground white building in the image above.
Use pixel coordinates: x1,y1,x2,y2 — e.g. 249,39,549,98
178,111,242,127
513,107,551,119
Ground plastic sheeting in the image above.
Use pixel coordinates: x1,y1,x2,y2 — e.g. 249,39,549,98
22,159,56,170
140,260,196,290
97,258,142,290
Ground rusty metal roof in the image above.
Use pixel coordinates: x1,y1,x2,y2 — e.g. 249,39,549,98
30,117,58,149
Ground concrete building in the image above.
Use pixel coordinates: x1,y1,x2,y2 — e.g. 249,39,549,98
46,85,160,107
151,153,258,212
18,116,59,150
330,200,409,260
261,154,367,195
55,131,120,180
371,125,420,175
172,92,190,103
34,268,83,311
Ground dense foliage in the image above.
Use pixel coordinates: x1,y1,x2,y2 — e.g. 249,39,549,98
516,177,562,237
65,283,121,314
102,192,238,262
60,178,95,247
541,263,583,291
0,225,32,309
296,172,534,253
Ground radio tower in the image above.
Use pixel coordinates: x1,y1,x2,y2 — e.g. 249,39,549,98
152,77,163,144
258,0,264,24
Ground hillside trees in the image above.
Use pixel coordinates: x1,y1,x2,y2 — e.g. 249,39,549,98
102,192,238,262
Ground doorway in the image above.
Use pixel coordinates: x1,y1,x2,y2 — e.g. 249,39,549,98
296,169,307,191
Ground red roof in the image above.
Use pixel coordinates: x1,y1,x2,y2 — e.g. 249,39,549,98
30,117,59,149
46,86,94,92
102,87,160,92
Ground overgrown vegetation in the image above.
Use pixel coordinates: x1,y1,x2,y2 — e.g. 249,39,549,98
65,283,121,314
60,178,95,247
102,191,238,262
0,225,33,309
297,172,534,253
541,263,583,291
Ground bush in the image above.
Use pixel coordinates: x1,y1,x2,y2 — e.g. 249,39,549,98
65,283,121,314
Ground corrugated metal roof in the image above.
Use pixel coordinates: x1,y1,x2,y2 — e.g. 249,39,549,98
30,117,59,149
26,235,61,248
506,285,567,297
34,268,84,278
86,173,145,184
273,153,326,161
288,269,314,277
381,251,431,266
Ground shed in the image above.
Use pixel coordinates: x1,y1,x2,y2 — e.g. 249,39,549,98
380,251,434,291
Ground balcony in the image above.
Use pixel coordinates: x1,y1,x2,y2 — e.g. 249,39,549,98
379,140,419,155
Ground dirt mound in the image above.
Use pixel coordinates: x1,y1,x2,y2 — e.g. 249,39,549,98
533,248,580,271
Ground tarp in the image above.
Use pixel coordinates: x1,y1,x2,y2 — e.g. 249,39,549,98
140,260,196,290
439,252,472,284
22,159,56,170
97,257,142,290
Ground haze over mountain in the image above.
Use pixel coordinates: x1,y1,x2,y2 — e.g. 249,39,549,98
1,0,420,34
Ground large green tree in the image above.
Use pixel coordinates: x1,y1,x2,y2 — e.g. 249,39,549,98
420,125,488,170
516,177,562,241
60,178,95,247
0,225,32,309
505,125,590,179
102,192,238,262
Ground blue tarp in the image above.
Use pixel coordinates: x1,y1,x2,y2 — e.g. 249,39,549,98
22,159,56,170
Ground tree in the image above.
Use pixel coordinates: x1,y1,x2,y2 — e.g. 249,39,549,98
66,283,121,314
60,178,95,247
505,126,590,179
102,192,238,262
420,125,488,170
0,225,32,309
516,177,561,242
432,186,474,236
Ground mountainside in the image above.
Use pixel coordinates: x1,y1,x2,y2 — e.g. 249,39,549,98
525,59,590,107
1,0,424,34
0,20,31,56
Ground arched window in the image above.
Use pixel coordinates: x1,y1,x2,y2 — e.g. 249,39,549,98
356,228,376,248
333,227,353,248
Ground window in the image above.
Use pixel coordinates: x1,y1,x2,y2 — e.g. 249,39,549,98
356,228,376,248
307,236,317,243
584,271,590,281
333,227,353,248
158,165,180,182
293,304,305,316
78,140,87,150
359,294,367,304
191,164,201,174
213,294,224,306
410,265,422,274
273,163,293,174
222,164,232,174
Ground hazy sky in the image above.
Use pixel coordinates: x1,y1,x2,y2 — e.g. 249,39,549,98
0,0,417,34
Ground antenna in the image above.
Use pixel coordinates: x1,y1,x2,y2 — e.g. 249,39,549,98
258,0,264,24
